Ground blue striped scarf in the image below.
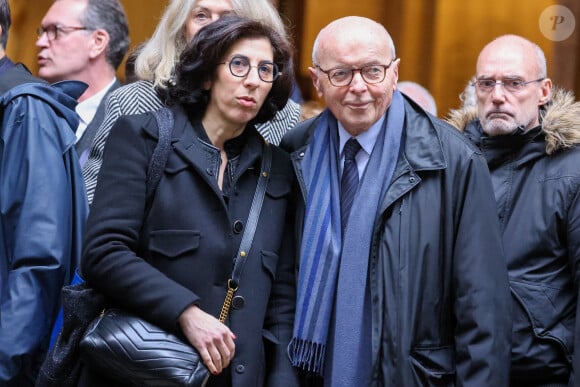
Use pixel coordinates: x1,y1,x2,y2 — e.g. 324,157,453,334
289,91,405,377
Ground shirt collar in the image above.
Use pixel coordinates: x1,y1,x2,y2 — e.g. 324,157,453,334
76,78,117,125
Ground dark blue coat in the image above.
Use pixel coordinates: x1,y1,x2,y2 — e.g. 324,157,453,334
81,105,298,387
0,67,88,385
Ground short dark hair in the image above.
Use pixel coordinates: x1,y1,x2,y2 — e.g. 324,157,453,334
165,14,293,125
81,0,129,69
0,0,11,49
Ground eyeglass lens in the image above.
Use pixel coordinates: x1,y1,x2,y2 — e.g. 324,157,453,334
228,56,279,82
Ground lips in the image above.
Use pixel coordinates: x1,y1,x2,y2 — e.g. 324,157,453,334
487,111,512,119
37,55,49,66
345,101,371,109
237,96,257,107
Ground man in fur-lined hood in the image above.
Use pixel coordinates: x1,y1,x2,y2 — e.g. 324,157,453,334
447,34,580,387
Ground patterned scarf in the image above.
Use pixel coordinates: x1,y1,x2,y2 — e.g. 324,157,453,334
289,91,405,378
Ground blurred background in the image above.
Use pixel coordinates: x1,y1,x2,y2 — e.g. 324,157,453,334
7,0,580,117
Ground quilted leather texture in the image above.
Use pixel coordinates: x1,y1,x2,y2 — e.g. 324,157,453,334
80,309,210,387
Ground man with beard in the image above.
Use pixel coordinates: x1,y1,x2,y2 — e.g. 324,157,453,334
447,34,580,386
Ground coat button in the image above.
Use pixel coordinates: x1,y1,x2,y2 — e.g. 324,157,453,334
206,168,213,176
409,176,416,183
233,220,244,234
232,295,245,309
235,364,245,374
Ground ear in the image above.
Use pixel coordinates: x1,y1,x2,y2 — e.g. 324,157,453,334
538,77,552,106
0,26,4,55
203,79,212,90
89,29,110,60
309,66,324,98
391,58,400,90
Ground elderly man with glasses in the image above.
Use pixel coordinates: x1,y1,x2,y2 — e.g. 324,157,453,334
36,0,129,167
447,34,580,387
281,16,511,387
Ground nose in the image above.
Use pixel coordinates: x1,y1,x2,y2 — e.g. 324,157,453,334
36,32,49,47
349,71,368,93
243,67,261,87
490,82,507,102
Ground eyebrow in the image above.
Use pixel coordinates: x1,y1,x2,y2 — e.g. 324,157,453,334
191,5,231,14
476,74,525,80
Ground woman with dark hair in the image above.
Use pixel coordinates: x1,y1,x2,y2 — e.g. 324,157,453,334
82,0,302,205
79,15,299,387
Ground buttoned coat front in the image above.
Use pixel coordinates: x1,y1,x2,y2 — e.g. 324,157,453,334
80,105,298,387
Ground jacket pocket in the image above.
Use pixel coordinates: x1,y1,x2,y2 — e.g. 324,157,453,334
261,250,279,280
510,279,574,358
409,346,455,386
266,175,291,199
148,229,200,259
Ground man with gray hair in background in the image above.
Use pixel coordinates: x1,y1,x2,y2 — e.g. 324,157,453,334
36,0,129,166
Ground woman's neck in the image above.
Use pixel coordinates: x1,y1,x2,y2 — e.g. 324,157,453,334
202,113,245,149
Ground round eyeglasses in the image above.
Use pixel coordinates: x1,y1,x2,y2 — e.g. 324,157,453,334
316,59,396,87
472,77,545,93
219,55,281,83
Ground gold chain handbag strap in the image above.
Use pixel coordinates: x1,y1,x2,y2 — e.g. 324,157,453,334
218,144,271,324
219,280,238,323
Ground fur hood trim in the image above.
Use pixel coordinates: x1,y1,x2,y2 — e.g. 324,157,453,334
445,87,580,154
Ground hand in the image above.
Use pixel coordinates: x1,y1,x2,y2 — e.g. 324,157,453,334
178,305,236,375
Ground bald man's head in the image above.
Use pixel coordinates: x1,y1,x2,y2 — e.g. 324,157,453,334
308,16,400,135
474,34,552,136
312,16,395,65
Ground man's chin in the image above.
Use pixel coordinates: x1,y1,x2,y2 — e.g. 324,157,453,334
482,119,518,136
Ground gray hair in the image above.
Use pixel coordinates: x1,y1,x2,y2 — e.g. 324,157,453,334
533,43,547,79
80,0,130,70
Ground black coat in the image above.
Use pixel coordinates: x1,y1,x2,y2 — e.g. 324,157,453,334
464,118,580,384
281,97,512,386
80,105,299,387
448,88,580,385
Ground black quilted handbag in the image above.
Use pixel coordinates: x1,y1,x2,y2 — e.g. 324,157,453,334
80,309,210,387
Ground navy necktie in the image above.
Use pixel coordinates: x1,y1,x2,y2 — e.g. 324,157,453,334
341,138,361,233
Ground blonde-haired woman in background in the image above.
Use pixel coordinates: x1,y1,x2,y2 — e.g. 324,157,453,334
82,0,301,204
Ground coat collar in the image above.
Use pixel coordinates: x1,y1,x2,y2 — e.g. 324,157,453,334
147,104,265,182
292,97,448,174
446,87,580,155
464,121,545,168
399,96,447,173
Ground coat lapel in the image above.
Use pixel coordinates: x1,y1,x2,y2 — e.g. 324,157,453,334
75,79,121,157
